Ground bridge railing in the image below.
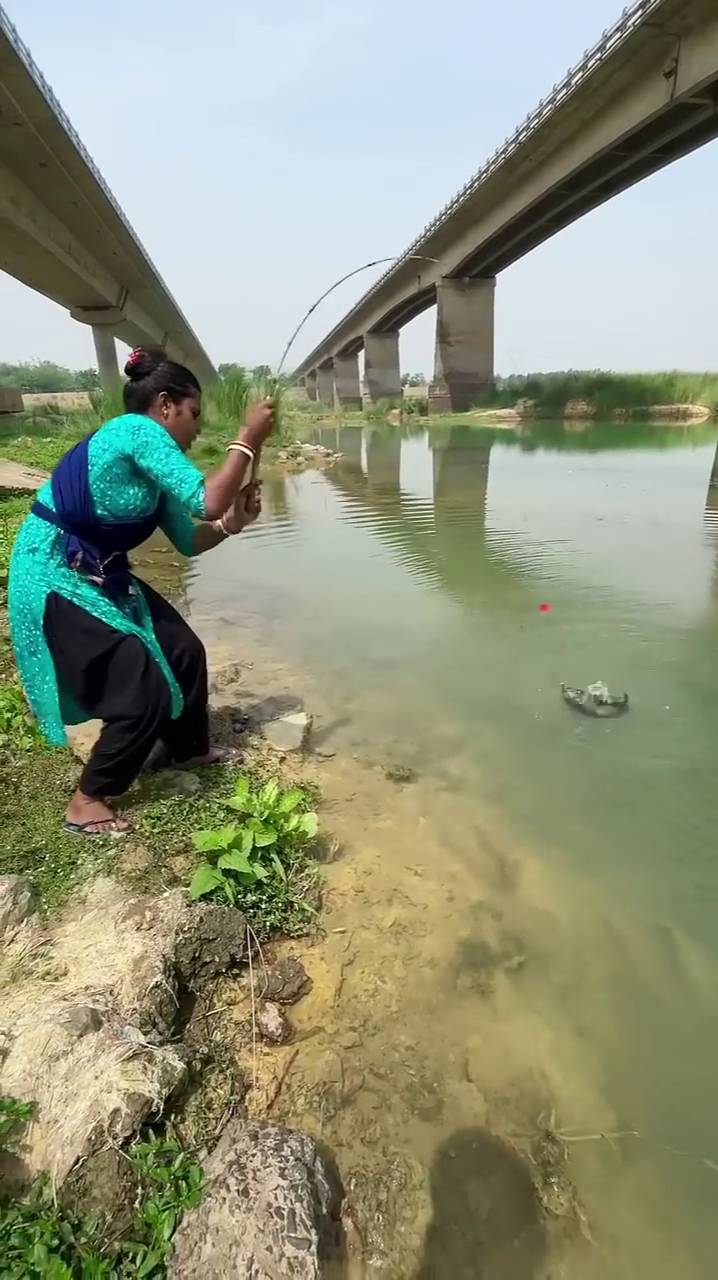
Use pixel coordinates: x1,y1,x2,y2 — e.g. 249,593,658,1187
329,0,664,331
0,3,197,328
0,4,140,242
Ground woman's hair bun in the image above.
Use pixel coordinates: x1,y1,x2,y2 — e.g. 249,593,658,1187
124,346,166,381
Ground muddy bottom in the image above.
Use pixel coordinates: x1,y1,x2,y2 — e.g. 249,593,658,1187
185,628,708,1279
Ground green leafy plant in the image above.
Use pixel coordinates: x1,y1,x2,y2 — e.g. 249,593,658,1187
0,679,43,751
0,1103,203,1279
0,1095,35,1151
189,776,318,906
119,1129,204,1278
0,1185,110,1278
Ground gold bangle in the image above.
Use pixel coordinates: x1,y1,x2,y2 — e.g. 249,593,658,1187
212,516,236,537
225,442,256,463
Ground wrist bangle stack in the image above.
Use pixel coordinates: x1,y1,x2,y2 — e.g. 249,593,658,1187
225,442,256,463
212,515,237,537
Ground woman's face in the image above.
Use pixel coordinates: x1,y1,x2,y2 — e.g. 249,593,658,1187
159,391,202,452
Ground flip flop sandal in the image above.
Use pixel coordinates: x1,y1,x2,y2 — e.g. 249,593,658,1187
63,818,128,838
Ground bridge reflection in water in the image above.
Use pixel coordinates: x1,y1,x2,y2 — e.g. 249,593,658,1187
328,424,525,608
313,420,718,620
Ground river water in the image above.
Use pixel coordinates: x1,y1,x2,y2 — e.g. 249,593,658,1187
187,419,718,1276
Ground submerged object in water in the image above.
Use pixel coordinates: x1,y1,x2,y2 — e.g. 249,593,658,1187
561,680,629,718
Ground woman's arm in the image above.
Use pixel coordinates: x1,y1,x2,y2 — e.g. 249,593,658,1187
202,403,273,519
130,400,274,522
191,481,262,555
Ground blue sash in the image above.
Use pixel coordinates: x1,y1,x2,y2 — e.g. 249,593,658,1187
32,434,163,600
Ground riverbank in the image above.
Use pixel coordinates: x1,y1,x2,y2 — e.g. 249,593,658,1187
0,444,602,1275
471,369,718,423
0,405,347,1271
2,409,717,1274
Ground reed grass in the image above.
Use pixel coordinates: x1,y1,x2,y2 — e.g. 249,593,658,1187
0,373,294,476
486,370,718,414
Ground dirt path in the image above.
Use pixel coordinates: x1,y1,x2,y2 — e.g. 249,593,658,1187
0,458,48,492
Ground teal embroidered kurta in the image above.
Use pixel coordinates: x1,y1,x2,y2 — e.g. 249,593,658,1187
8,414,206,746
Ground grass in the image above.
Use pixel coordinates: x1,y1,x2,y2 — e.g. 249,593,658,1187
0,376,299,479
0,1099,204,1279
0,732,320,932
0,495,31,606
484,370,718,415
0,372,321,930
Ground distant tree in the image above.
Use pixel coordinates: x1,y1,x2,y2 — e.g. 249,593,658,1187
251,364,272,381
75,368,100,391
0,360,76,393
218,362,248,380
401,372,426,387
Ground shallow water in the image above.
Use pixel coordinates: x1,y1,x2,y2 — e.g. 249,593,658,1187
187,420,718,1275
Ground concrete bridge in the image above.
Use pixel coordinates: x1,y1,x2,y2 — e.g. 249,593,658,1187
294,0,718,413
0,6,215,389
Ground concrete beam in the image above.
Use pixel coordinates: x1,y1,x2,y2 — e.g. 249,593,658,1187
0,22,216,383
292,1,718,381
364,332,401,402
429,277,495,413
317,365,334,407
92,325,120,392
333,353,362,410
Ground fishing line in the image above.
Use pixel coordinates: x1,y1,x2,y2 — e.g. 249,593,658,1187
276,255,438,379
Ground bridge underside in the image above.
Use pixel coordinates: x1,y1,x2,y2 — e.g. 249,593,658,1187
456,88,718,279
0,12,215,387
295,0,718,412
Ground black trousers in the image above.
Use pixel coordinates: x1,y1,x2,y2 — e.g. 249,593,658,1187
43,581,209,798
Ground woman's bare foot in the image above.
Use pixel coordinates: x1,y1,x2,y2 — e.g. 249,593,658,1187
173,746,242,769
64,789,130,835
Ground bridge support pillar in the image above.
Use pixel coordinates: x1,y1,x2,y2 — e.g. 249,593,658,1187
304,371,318,402
333,353,362,409
317,364,335,407
91,324,120,393
364,332,401,402
429,277,495,413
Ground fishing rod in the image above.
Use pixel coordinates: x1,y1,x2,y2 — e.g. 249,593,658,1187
275,254,439,379
247,254,438,500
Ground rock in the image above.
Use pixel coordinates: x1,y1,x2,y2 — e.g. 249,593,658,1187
384,764,418,785
173,901,247,991
66,719,102,763
154,769,201,796
208,662,245,695
61,1146,139,1237
563,398,596,419
59,1004,104,1037
464,1034,484,1085
645,402,712,423
257,1001,292,1044
169,1118,343,1279
262,711,312,753
473,407,523,422
260,956,312,1004
0,880,247,1189
386,408,402,426
0,1002,187,1185
513,397,539,416
0,875,37,944
337,1030,360,1049
302,1049,344,1091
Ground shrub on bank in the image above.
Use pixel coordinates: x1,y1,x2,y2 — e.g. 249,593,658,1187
485,369,718,414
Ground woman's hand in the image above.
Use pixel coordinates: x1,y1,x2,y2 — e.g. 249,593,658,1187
241,399,275,450
221,481,262,535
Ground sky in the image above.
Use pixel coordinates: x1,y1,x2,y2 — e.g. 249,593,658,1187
1,0,717,378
